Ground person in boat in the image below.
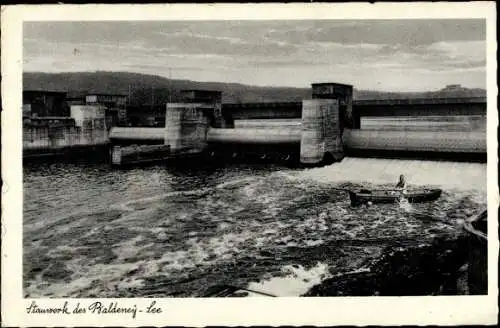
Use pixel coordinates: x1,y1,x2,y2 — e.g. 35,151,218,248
395,174,407,194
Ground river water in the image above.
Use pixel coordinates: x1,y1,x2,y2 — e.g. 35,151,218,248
23,157,487,297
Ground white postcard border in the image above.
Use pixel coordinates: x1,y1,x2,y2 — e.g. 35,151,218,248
1,2,498,326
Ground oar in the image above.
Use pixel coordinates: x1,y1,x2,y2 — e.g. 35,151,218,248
212,285,277,297
331,187,408,193
361,188,412,192
238,287,277,297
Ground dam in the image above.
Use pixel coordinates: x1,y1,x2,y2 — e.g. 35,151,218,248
109,83,487,166
23,86,489,299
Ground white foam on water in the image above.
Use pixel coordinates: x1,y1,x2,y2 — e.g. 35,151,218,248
24,157,488,298
398,198,414,212
25,257,158,297
159,249,209,272
247,262,331,296
303,239,325,247
111,187,212,211
156,230,260,273
298,157,486,193
23,208,98,234
112,235,154,262
28,235,162,297
215,176,257,190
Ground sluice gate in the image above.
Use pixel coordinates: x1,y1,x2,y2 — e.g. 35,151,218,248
109,127,164,144
109,83,487,166
205,128,486,153
207,128,301,144
110,122,487,153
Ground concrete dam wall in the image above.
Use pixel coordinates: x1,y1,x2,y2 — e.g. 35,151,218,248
110,126,487,154
108,83,487,166
344,130,486,153
24,105,110,159
207,128,301,144
109,127,164,144
205,127,486,154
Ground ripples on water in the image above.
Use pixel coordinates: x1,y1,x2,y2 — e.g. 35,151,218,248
23,158,487,297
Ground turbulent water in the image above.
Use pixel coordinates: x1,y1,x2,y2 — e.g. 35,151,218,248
23,158,487,297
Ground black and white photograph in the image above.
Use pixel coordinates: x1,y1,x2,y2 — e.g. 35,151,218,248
1,2,498,326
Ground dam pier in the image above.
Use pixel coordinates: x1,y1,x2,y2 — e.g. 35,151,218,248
109,82,486,167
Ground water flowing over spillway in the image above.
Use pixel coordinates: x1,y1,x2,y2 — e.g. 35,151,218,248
23,158,486,297
299,158,486,193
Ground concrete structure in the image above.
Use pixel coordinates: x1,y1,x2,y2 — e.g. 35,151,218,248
23,125,81,151
360,116,486,132
204,84,350,165
70,105,108,145
222,102,302,122
312,82,356,130
207,127,301,144
300,98,342,164
221,97,486,120
354,97,486,117
343,130,486,154
65,91,87,106
108,83,487,166
116,96,486,129
23,117,76,128
127,105,165,127
109,90,221,166
22,91,126,160
111,144,171,166
233,119,301,129
23,106,109,160
164,90,221,155
85,93,128,127
110,127,164,144
23,90,69,117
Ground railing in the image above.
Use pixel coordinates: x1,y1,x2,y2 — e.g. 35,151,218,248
353,97,487,106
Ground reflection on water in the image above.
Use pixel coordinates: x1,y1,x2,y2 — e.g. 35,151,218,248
23,158,486,297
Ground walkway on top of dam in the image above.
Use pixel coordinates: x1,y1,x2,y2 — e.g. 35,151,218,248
222,96,487,119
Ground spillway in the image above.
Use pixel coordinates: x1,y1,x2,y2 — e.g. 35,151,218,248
108,83,486,166
207,127,301,144
343,130,486,153
360,115,486,132
109,122,486,155
298,157,486,194
99,83,489,168
233,119,302,129
109,127,164,144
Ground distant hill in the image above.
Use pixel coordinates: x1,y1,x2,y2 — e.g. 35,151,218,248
353,85,486,101
23,71,486,105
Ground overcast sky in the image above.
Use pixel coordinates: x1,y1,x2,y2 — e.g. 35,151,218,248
23,20,486,91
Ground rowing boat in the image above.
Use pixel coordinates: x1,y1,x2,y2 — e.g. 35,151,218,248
348,188,442,206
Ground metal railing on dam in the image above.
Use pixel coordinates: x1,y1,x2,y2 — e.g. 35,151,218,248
353,96,486,106
222,97,486,121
